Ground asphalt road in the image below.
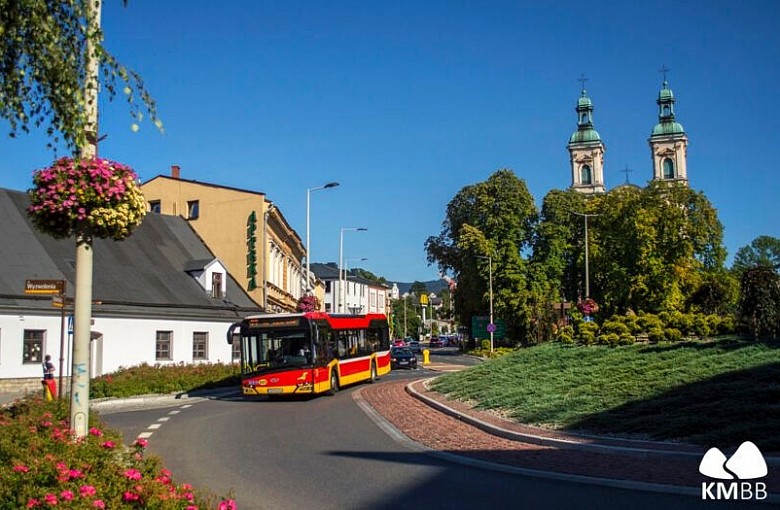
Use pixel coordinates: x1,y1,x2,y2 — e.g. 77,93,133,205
100,363,769,510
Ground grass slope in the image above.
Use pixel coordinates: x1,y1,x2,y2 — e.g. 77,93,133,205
430,338,780,451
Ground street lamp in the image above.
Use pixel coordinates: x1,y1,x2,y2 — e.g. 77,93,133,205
305,182,339,293
344,257,367,313
476,255,494,353
571,211,599,298
339,227,367,311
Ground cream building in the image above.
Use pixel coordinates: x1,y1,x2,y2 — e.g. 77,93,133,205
141,167,316,312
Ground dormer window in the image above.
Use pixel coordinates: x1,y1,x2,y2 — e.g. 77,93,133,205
188,200,200,220
212,272,223,299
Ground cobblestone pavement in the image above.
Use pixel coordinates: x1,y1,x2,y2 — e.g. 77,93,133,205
358,376,780,494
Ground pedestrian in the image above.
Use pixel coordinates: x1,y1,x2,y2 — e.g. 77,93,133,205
42,354,57,400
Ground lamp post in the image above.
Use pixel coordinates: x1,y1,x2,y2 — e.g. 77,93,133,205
305,182,339,293
476,255,494,353
345,257,367,313
571,211,599,298
262,201,275,311
338,227,367,311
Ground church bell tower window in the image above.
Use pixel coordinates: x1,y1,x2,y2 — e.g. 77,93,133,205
663,158,675,179
581,165,593,185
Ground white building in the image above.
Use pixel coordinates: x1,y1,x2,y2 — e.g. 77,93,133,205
0,188,259,392
311,263,388,315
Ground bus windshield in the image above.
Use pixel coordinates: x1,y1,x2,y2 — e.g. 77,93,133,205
242,328,313,373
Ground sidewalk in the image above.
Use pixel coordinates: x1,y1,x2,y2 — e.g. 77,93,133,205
357,371,780,500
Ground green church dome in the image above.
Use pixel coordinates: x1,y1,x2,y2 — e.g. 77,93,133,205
569,128,602,144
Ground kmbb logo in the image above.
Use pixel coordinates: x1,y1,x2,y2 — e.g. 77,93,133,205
699,441,768,500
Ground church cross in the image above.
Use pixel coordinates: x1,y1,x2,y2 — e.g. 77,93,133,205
659,65,671,82
578,74,589,92
621,164,634,184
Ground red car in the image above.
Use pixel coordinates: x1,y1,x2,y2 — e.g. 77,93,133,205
429,336,441,348
392,339,407,348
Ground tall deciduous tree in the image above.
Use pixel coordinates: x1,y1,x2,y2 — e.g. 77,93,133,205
0,0,161,151
732,235,780,274
426,169,536,343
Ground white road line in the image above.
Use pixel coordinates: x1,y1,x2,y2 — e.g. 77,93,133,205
147,423,161,430
137,431,153,439
158,417,170,422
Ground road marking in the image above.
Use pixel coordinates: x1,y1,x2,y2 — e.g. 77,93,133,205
158,417,170,422
137,431,153,439
147,423,162,430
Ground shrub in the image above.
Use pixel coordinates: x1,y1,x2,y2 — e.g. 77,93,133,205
600,320,631,337
618,333,636,345
598,333,621,346
637,313,663,332
648,327,666,343
664,328,683,342
739,266,780,339
692,315,711,338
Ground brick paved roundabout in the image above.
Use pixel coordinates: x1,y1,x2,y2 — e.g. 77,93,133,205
356,377,780,495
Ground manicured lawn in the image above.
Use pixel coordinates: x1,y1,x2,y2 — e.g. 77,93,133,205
430,338,780,451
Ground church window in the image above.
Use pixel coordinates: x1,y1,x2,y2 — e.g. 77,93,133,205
580,165,592,185
663,158,675,179
580,113,589,124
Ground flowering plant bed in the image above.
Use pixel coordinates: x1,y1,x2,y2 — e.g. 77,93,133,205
28,157,146,240
297,294,321,312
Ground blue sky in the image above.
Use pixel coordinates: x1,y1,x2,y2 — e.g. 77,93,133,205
2,1,779,283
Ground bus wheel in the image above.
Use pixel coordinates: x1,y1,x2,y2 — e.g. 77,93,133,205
328,370,340,396
369,362,377,383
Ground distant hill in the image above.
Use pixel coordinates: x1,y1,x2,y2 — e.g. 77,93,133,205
393,279,448,295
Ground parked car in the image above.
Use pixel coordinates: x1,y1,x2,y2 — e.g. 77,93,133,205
429,336,441,348
392,338,407,348
390,347,418,369
407,340,421,353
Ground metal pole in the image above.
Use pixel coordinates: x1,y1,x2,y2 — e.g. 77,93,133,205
488,256,494,353
339,228,344,311
57,283,66,399
305,183,339,295
584,215,590,298
306,189,311,293
70,0,101,438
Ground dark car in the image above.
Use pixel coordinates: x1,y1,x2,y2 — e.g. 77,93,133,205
429,336,442,348
390,347,418,369
407,340,421,353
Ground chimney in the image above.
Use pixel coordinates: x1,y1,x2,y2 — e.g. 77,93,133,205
171,165,180,179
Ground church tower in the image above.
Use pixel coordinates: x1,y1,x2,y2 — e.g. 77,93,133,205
649,76,688,184
568,82,606,194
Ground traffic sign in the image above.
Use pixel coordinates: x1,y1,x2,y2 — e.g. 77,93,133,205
25,279,65,295
487,322,497,333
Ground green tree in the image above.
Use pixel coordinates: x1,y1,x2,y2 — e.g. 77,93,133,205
739,266,780,339
390,295,422,339
732,235,780,274
426,169,537,343
0,0,160,151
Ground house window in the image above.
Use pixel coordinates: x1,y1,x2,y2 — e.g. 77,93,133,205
580,165,592,185
212,272,223,299
193,332,208,361
156,331,173,360
23,330,45,364
149,200,161,213
231,333,241,362
663,158,675,179
188,200,200,219
325,281,331,293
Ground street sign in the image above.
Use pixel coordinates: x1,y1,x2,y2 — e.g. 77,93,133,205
487,323,497,333
25,279,65,295
471,316,505,340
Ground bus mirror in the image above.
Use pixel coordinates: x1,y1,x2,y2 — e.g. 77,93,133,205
226,322,241,344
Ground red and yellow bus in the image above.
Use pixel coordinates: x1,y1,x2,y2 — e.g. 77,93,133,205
226,312,391,397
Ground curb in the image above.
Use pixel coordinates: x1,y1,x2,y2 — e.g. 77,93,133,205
90,387,237,411
353,386,700,498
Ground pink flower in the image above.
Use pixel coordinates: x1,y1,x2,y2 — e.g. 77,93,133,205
132,438,149,448
219,499,238,510
13,465,30,473
124,468,142,481
68,469,84,480
122,491,140,502
60,490,74,501
101,440,116,449
80,486,97,497
92,501,105,509
186,506,199,510
44,494,58,505
89,427,103,436
26,499,40,508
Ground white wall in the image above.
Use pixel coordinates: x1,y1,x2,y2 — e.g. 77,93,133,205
0,312,238,380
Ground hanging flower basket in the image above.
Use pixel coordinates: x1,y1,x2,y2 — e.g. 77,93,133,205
27,157,146,241
297,294,321,312
577,297,599,315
